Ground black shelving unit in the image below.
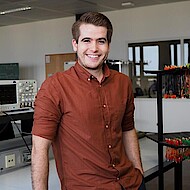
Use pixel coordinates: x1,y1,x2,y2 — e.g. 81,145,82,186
144,69,190,190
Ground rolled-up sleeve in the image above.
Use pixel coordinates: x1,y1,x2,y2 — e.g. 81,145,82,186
32,77,62,141
121,77,135,132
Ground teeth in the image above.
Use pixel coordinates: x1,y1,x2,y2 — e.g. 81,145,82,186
88,55,99,58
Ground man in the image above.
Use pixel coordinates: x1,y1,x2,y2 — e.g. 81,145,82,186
31,12,145,190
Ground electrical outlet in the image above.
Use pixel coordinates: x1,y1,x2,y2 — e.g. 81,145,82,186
5,154,16,168
22,151,31,163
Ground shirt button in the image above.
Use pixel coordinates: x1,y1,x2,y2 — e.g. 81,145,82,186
87,78,91,81
105,125,109,129
112,164,116,167
108,145,112,149
103,104,106,108
116,177,120,181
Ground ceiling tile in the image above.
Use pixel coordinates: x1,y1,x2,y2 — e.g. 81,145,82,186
0,0,189,27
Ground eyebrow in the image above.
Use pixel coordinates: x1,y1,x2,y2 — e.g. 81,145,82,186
81,37,90,42
81,37,107,42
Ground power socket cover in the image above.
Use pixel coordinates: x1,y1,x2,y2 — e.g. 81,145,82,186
5,154,16,168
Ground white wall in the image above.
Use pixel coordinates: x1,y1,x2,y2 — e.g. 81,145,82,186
0,1,190,87
135,98,190,133
0,17,75,86
106,1,190,60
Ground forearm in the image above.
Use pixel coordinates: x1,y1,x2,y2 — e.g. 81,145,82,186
31,135,51,190
122,128,144,175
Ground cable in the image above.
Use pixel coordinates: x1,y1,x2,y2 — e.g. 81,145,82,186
0,120,11,135
2,111,32,154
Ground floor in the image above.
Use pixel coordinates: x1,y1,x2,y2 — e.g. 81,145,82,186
0,137,189,190
145,159,190,190
0,160,60,190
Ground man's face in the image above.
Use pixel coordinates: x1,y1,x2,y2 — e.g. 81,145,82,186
72,23,110,71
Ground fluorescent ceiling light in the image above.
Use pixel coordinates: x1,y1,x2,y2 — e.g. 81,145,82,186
0,6,31,15
121,2,135,6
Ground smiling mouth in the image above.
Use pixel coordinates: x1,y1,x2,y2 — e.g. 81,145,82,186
87,54,100,58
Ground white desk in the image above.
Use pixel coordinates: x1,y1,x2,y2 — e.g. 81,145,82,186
135,98,190,133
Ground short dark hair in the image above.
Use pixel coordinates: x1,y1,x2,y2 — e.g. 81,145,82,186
72,12,113,44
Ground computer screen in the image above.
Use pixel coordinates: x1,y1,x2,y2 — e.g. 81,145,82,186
0,84,17,105
0,63,19,80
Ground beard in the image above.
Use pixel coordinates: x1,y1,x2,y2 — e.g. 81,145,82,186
84,63,104,70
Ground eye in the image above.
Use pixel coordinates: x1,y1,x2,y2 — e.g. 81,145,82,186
99,40,105,44
84,39,90,43
98,39,107,44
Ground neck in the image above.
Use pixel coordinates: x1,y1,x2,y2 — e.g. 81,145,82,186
78,61,104,82
93,70,104,82
86,67,103,82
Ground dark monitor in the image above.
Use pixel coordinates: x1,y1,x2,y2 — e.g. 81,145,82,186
0,63,19,80
0,84,17,105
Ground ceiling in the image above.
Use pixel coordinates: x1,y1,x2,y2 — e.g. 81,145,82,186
0,0,189,27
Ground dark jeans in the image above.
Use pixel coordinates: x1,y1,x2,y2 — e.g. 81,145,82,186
138,179,146,190
121,179,146,190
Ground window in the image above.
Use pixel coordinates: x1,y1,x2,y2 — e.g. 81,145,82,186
170,44,181,66
184,43,188,64
128,39,184,97
184,39,190,64
143,46,159,74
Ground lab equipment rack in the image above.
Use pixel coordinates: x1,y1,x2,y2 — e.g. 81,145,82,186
144,68,190,190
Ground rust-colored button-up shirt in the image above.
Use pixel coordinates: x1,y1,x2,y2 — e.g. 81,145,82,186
32,62,142,190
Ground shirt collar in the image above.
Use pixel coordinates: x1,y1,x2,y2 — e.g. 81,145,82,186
74,61,111,82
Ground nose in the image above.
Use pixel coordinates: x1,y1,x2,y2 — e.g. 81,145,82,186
90,41,98,52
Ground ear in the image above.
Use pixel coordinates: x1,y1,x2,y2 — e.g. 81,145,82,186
72,39,78,52
108,44,110,53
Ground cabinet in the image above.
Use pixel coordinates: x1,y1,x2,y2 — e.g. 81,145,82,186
0,110,33,173
45,53,76,78
144,68,190,190
0,110,33,151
